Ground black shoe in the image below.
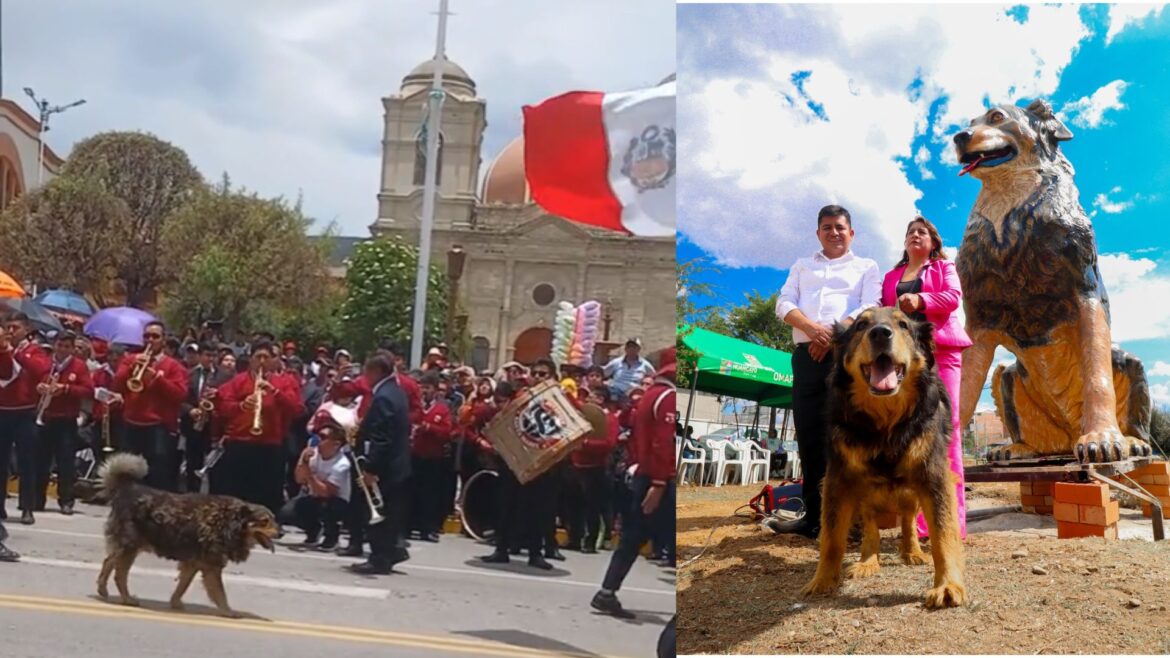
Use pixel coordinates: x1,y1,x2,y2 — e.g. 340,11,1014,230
0,542,18,562
528,556,554,570
480,551,510,564
318,538,338,551
20,511,34,525
545,549,566,561
59,502,74,516
591,591,635,619
347,561,392,575
509,547,522,556
336,544,363,558
389,548,410,566
302,535,320,547
762,516,818,539
581,546,598,555
422,532,440,543
0,507,7,520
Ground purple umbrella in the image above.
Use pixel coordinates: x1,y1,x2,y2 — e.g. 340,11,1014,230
84,306,158,346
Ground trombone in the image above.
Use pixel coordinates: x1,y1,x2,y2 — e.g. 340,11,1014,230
344,425,385,525
126,346,157,393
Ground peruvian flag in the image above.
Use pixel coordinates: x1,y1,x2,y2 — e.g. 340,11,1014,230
522,81,675,237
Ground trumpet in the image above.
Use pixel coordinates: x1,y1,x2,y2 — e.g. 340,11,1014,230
249,371,266,436
35,371,61,427
126,346,157,393
197,443,225,480
344,426,385,525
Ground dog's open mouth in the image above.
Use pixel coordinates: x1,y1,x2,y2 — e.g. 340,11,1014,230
861,354,905,396
254,531,276,553
958,145,1017,176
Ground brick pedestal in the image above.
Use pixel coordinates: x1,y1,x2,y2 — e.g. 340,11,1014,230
1054,482,1119,539
1130,462,1170,519
1019,481,1054,515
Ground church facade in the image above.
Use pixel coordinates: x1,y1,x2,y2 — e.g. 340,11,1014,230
366,58,675,371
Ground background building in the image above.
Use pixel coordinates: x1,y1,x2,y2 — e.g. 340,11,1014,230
0,98,62,210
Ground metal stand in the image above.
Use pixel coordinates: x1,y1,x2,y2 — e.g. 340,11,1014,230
965,455,1164,541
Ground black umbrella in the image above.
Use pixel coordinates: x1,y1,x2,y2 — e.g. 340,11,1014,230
3,297,65,334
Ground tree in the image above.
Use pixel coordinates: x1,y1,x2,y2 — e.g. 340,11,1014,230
158,179,331,339
676,256,725,385
1150,405,1170,458
339,237,448,360
0,176,133,306
724,290,795,353
63,131,203,306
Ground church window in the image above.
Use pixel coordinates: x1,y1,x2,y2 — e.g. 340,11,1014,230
532,283,556,307
413,131,444,187
471,336,490,373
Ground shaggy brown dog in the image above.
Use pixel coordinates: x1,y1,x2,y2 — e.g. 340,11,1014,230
95,453,278,618
801,307,967,609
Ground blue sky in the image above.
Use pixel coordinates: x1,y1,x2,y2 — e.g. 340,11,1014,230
677,3,1170,410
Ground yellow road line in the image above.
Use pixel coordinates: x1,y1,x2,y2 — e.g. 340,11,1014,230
0,593,629,658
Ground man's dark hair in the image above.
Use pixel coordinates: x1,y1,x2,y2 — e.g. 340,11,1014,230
533,358,557,373
586,365,605,378
419,371,441,387
817,204,852,228
251,338,275,356
379,340,407,358
494,381,514,399
7,311,29,326
55,330,77,343
165,336,181,352
199,342,217,354
145,320,166,333
590,385,611,404
364,354,395,378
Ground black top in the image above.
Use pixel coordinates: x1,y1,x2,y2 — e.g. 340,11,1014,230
895,277,927,322
361,378,413,485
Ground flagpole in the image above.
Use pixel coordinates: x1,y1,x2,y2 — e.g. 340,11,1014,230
410,0,449,370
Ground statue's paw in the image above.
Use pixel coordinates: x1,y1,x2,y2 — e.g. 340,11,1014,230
801,574,840,597
901,549,931,566
924,579,968,609
1075,431,1148,463
847,559,881,579
987,442,1039,463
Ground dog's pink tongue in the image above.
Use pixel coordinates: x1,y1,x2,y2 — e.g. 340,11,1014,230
959,155,985,176
870,362,899,392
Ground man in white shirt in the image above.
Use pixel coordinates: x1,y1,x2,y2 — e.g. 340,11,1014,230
768,204,880,539
279,426,351,550
604,339,656,395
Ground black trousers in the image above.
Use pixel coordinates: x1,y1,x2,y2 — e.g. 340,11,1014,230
367,479,409,568
409,456,445,535
791,343,833,527
211,441,285,516
343,468,370,548
602,476,675,593
0,409,38,512
278,493,347,542
492,466,542,556
182,428,210,495
124,423,179,492
36,418,78,508
568,466,607,550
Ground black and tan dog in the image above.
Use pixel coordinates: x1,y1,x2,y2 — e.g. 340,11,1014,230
953,99,1151,463
96,454,278,618
801,307,967,609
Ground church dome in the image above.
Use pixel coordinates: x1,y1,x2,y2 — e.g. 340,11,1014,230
481,136,531,205
401,57,476,99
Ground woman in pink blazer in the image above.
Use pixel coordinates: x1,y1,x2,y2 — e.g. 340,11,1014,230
881,216,972,540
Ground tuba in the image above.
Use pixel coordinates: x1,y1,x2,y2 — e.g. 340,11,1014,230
126,346,157,393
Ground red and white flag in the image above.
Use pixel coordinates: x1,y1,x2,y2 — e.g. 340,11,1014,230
522,81,675,237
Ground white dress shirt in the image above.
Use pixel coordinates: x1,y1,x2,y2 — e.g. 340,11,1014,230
775,249,881,344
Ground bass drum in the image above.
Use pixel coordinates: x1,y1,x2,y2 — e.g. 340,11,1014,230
458,469,500,543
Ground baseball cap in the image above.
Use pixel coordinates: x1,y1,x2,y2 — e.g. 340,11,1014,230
625,337,642,348
427,347,442,357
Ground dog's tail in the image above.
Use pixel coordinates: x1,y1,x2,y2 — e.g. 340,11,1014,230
97,453,148,496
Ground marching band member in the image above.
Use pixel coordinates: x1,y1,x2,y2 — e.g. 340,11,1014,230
114,321,188,492
409,372,453,543
92,344,126,458
212,338,302,515
34,331,94,516
0,312,52,525
179,343,220,494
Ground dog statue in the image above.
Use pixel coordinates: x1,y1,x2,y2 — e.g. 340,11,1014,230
953,99,1152,463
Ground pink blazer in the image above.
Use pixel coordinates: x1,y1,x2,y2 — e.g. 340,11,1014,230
881,260,972,350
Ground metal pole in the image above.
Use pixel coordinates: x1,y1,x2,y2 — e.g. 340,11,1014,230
409,0,449,370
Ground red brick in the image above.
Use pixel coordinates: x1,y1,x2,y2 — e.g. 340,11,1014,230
1021,494,1047,506
1054,482,1110,506
1034,506,1054,516
1019,482,1034,496
1054,502,1080,523
1080,500,1121,526
1152,475,1170,485
1032,482,1054,495
1057,520,1117,539
1141,484,1170,497
1021,505,1036,514
1043,496,1054,506
1133,462,1170,477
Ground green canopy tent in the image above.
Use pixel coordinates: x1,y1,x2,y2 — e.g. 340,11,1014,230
678,325,794,447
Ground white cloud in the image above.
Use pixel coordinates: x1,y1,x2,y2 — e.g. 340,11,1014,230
1106,4,1167,44
5,1,674,236
1151,383,1170,406
1149,361,1170,377
1098,253,1170,342
1060,80,1129,129
679,4,1092,269
914,145,934,181
1093,189,1134,215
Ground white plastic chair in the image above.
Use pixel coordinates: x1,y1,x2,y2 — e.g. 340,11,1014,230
785,451,802,481
678,440,707,486
703,438,733,487
718,440,750,486
743,440,771,484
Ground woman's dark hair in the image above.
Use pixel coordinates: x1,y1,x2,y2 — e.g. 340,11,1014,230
895,215,947,268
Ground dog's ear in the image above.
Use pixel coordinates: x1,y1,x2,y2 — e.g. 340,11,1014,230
831,320,852,347
1026,98,1073,142
914,320,936,370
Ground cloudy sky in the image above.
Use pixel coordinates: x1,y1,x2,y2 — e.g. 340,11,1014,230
4,0,675,235
678,3,1170,409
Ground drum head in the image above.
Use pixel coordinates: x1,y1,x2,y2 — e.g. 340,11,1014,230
459,469,500,543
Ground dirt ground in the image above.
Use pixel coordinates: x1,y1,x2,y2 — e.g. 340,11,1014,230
677,482,1170,655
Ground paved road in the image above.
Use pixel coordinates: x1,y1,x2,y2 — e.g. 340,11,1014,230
0,502,674,657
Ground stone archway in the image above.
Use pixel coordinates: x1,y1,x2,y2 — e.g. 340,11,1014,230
512,327,552,365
